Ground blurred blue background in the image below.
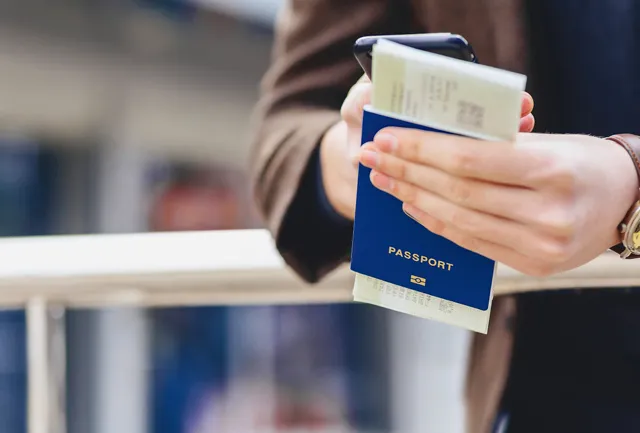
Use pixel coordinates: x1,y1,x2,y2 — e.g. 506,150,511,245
0,1,393,432
0,1,468,432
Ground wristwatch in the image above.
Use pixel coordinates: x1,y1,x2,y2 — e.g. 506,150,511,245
605,134,640,259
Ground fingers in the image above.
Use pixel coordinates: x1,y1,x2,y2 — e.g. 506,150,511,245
359,145,544,224
368,170,562,262
371,129,549,187
521,91,534,116
519,92,535,132
519,113,535,133
401,203,552,276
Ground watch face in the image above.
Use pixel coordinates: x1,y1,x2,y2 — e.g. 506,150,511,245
633,230,640,250
623,199,640,255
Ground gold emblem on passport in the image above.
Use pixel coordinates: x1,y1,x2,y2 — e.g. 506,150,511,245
410,275,426,286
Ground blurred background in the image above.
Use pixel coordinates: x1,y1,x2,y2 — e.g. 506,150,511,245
0,1,469,432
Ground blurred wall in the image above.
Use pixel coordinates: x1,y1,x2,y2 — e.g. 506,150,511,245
0,0,273,168
0,2,471,433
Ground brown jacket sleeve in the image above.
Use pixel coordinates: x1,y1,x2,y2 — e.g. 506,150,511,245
250,0,412,282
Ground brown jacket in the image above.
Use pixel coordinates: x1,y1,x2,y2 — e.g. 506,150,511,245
250,1,527,432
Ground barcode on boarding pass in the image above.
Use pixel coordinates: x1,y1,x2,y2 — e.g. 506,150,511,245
456,100,485,129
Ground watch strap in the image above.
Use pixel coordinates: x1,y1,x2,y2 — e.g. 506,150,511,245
605,134,640,258
611,242,636,257
606,134,640,179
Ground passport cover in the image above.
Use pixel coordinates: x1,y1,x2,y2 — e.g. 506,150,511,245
350,107,495,311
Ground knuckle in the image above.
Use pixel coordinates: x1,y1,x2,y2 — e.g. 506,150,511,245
340,102,356,124
404,137,422,161
523,153,554,184
339,103,352,123
449,209,475,232
447,178,473,204
546,161,578,194
526,262,556,278
538,207,576,239
397,131,428,162
441,225,482,254
449,148,479,175
539,240,572,263
396,159,409,181
396,182,418,204
427,219,447,235
458,234,480,252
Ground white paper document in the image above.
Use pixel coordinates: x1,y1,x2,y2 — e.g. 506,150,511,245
371,38,526,142
353,274,494,333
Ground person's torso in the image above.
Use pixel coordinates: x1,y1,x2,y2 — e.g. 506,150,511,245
404,0,640,431
409,0,526,73
501,1,640,432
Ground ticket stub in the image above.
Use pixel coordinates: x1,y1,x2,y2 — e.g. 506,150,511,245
371,38,526,141
351,39,526,333
353,274,494,333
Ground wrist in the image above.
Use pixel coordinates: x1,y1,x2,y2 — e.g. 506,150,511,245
605,135,640,250
611,136,639,210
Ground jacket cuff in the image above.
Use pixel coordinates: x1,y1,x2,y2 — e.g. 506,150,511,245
251,108,352,282
278,140,354,283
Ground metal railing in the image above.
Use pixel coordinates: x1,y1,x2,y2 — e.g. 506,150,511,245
2,229,639,433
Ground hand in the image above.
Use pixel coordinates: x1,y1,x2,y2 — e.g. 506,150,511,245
319,75,371,220
320,76,536,220
359,131,639,276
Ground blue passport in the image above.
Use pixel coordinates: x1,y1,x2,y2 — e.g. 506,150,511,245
350,107,495,311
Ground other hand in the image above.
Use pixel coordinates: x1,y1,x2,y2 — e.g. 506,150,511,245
359,130,639,276
319,76,535,220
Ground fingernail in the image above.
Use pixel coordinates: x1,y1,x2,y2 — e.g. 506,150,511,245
370,171,393,190
360,150,379,167
403,208,419,222
403,204,426,223
374,132,398,152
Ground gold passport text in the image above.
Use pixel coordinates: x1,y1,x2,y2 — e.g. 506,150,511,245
388,246,454,271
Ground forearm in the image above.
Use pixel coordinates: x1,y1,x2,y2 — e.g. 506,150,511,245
250,107,349,282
